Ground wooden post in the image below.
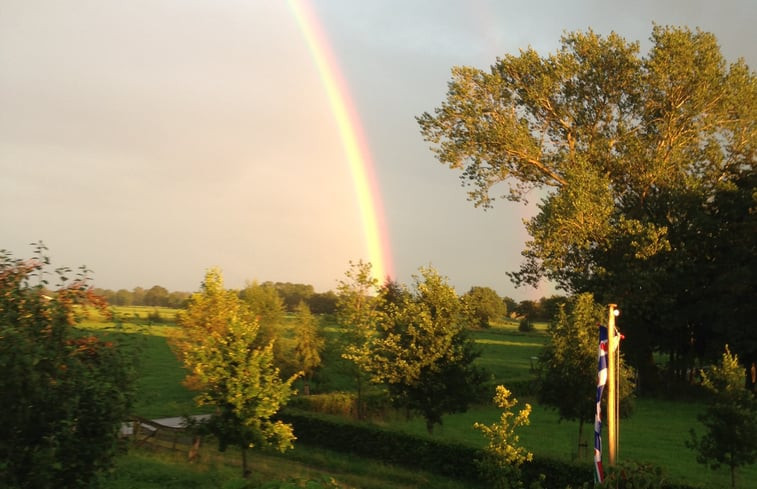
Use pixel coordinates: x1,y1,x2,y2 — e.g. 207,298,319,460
607,304,618,466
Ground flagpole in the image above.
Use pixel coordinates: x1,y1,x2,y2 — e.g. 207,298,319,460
607,304,619,466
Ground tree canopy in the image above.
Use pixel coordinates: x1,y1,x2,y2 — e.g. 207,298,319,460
462,286,507,328
418,25,756,386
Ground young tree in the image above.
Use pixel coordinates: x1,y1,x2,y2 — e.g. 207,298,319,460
0,244,136,489
687,346,757,488
418,26,756,386
366,267,487,433
336,260,382,419
172,269,299,477
474,385,534,489
462,286,507,328
537,293,634,454
293,300,325,395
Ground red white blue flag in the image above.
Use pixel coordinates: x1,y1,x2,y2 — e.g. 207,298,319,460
594,324,609,483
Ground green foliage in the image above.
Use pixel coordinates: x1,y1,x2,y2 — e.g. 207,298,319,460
474,386,534,489
144,285,170,306
279,410,596,487
257,477,347,489
239,280,286,349
279,410,483,482
598,461,666,489
293,301,325,389
462,286,506,328
288,392,358,417
537,294,635,450
366,267,488,433
307,291,338,314
518,318,534,332
418,25,757,388
687,346,757,488
335,260,382,419
262,282,315,312
173,269,300,477
0,244,136,489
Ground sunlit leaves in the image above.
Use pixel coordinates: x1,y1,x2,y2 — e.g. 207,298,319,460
172,269,299,474
474,385,533,489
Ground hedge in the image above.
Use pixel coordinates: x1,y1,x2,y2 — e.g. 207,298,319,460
278,409,595,487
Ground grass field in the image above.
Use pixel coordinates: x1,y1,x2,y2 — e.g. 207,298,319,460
101,443,479,489
79,307,756,489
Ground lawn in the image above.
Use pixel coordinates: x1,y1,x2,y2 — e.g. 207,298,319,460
80,308,756,489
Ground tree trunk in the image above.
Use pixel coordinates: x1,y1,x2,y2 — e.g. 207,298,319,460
577,418,585,459
241,447,250,479
730,461,735,488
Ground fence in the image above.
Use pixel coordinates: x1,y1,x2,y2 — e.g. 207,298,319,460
122,416,201,460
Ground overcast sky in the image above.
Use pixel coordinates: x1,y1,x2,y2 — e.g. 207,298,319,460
1,0,754,299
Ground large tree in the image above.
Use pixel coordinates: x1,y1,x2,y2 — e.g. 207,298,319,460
0,245,136,489
172,269,299,477
462,285,507,328
366,267,487,433
418,26,756,386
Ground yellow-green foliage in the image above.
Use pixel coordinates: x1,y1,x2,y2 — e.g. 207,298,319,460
172,269,301,475
474,386,533,489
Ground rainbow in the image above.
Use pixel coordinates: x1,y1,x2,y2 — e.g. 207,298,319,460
288,0,393,284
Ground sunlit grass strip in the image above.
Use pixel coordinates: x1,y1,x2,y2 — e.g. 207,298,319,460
475,339,544,347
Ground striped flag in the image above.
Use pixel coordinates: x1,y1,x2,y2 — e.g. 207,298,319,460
594,324,609,483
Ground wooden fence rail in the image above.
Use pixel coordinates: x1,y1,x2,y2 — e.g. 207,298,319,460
122,416,201,460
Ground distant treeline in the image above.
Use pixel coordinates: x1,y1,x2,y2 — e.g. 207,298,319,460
93,282,340,314
94,282,561,321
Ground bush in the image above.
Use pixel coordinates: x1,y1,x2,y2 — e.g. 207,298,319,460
288,393,358,417
518,318,534,332
0,245,136,489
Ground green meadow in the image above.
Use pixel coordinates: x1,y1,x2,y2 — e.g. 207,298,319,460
79,307,755,489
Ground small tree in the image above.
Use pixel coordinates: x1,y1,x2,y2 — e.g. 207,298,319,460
537,293,635,455
474,385,534,489
173,269,300,477
366,267,487,433
687,346,757,488
293,300,325,395
0,244,136,489
336,260,381,419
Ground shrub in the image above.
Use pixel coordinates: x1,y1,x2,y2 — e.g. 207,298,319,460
0,245,137,489
289,393,357,417
518,318,534,332
278,410,598,487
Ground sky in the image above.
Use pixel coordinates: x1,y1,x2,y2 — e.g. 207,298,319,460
1,0,754,299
